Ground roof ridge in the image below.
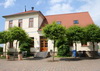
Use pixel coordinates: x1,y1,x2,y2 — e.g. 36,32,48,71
45,11,88,17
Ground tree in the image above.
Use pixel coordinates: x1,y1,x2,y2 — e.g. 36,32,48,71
84,24,100,57
66,25,84,57
0,31,12,55
42,22,67,61
9,27,28,56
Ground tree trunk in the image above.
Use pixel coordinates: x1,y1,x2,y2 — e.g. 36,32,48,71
92,42,95,58
5,43,7,56
52,40,55,61
75,42,77,58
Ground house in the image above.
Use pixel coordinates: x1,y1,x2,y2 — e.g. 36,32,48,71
3,8,99,56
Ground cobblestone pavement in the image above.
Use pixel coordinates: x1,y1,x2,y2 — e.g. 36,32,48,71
0,57,100,71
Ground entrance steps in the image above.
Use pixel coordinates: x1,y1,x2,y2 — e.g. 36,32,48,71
34,52,49,58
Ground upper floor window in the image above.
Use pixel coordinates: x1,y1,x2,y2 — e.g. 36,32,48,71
18,19,22,27
9,20,13,28
74,20,79,24
57,21,61,24
29,18,33,28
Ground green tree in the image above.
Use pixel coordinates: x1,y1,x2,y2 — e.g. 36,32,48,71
84,24,100,57
0,31,12,55
9,27,28,51
42,22,66,61
66,25,84,57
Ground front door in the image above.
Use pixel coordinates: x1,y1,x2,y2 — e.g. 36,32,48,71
40,36,48,52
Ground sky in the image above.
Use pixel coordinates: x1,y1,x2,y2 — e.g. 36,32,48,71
0,0,100,32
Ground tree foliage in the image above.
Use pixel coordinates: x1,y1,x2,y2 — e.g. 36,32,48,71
9,26,28,42
84,24,100,42
42,22,67,40
66,25,84,42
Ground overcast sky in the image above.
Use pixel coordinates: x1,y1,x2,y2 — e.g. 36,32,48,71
0,0,100,32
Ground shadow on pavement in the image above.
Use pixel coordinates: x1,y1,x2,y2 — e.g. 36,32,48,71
24,57,46,60
60,57,100,61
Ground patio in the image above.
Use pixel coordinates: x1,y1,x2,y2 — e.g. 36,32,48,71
0,57,100,71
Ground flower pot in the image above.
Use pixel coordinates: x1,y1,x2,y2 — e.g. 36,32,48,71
6,55,10,60
18,54,22,60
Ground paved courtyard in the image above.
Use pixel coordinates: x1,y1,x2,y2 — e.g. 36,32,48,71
0,57,100,71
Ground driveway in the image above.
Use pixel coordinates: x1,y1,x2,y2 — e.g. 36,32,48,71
0,57,100,71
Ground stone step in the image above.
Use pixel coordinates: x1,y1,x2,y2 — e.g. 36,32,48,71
34,52,49,58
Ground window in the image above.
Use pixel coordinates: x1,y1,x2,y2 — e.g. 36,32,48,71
74,20,79,24
29,18,33,28
81,40,87,46
30,37,34,47
57,21,61,24
18,19,22,27
9,42,13,48
9,20,13,28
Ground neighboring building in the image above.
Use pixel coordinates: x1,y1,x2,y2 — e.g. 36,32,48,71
3,9,99,56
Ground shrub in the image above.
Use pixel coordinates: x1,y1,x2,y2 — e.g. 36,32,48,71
56,39,70,56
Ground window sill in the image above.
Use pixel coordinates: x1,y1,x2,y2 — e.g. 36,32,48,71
81,45,88,47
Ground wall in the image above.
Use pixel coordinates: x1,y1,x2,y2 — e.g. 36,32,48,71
70,42,98,51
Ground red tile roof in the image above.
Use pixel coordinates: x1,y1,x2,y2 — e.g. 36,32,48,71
44,12,94,28
3,10,39,17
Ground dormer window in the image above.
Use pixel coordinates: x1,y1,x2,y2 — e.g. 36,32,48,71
57,21,61,24
29,18,33,28
74,20,79,24
18,19,22,27
9,20,13,28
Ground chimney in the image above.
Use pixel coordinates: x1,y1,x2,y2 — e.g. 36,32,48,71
25,5,26,12
31,7,34,10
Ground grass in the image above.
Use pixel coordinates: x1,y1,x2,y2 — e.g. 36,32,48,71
0,56,6,59
55,55,71,58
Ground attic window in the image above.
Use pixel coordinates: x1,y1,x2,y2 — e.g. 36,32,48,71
74,20,79,24
57,21,61,24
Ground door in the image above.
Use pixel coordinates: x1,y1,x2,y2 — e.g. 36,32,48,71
40,36,48,52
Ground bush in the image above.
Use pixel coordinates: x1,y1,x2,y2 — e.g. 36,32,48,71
56,39,70,56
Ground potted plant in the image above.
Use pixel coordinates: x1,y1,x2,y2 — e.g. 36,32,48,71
6,50,10,60
18,51,22,60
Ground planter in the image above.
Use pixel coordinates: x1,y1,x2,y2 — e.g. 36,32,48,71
18,54,22,60
6,55,10,60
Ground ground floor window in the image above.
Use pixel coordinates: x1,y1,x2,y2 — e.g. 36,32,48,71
9,42,13,48
30,37,34,47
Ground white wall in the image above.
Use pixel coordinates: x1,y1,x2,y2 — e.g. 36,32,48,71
70,42,98,51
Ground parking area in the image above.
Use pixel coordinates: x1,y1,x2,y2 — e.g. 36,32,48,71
0,57,100,71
